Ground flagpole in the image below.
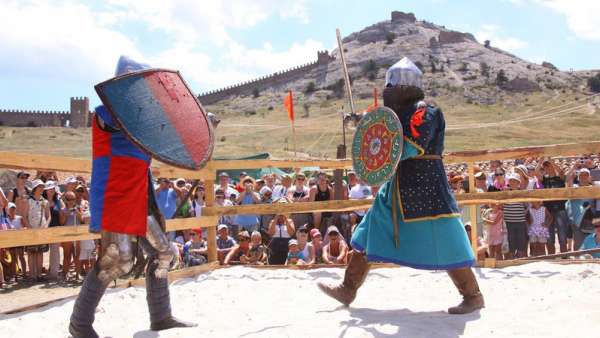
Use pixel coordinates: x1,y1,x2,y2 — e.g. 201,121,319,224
292,121,297,158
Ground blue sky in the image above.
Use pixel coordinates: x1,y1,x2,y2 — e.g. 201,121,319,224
0,0,598,111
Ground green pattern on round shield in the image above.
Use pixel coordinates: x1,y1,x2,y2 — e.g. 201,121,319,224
351,107,403,186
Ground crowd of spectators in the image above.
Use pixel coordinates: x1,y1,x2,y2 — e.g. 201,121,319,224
2,154,600,288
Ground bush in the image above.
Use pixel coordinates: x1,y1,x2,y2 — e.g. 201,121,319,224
304,81,316,94
220,136,226,142
479,62,490,77
385,32,397,45
244,110,256,117
588,73,600,92
362,59,378,81
327,79,346,98
252,88,260,98
495,69,508,86
462,75,477,81
458,62,468,72
267,106,274,111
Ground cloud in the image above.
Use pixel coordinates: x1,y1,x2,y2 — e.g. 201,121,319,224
475,25,528,51
0,0,319,93
0,0,142,81
535,0,600,40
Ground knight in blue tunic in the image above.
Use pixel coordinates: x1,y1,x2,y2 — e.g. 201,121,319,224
318,57,485,314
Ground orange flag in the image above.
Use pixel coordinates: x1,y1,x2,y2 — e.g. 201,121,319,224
283,90,294,122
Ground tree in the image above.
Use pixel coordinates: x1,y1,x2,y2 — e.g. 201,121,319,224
484,40,491,48
588,73,600,93
302,103,310,118
362,59,378,81
430,60,437,73
304,81,316,94
495,69,508,86
480,62,490,78
252,88,260,98
385,32,396,45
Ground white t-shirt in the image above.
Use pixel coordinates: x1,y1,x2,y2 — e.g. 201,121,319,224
192,199,204,218
349,184,372,216
6,215,23,230
272,184,290,200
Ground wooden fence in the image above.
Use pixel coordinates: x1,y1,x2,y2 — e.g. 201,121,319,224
2,140,600,264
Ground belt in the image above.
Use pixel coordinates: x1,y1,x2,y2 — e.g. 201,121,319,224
407,155,442,160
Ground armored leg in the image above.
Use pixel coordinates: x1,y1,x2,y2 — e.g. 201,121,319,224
139,216,196,331
69,232,134,338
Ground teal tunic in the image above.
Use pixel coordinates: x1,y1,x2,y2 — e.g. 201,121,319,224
350,102,474,270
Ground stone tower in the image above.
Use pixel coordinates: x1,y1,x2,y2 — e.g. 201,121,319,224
69,97,89,128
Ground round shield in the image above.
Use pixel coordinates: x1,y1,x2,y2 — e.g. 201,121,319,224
351,106,403,186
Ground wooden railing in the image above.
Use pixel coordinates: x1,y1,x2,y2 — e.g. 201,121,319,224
2,140,600,262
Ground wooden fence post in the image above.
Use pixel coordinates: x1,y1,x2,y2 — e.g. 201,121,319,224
467,161,479,259
205,178,217,262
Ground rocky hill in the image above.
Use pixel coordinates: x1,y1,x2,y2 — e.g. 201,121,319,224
201,11,585,113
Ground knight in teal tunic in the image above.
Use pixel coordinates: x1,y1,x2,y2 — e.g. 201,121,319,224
318,57,485,315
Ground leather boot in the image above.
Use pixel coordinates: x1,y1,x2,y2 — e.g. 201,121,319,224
69,266,109,338
317,250,370,306
447,267,485,314
145,260,197,331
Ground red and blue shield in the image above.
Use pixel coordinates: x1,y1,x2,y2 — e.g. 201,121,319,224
95,69,214,170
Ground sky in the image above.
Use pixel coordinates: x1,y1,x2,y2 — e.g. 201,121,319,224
0,0,598,111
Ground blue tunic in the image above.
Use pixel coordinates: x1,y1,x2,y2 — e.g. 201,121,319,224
351,102,475,270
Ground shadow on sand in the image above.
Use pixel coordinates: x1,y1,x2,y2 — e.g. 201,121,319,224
336,307,481,338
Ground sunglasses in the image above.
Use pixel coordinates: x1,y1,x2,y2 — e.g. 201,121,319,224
329,232,339,236
66,198,76,201
298,229,309,233
297,177,305,181
216,195,225,199
190,232,197,236
239,237,250,242
495,173,504,176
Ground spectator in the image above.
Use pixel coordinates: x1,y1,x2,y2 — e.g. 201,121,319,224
348,179,372,235
482,203,504,260
175,178,192,218
347,171,358,192
514,164,535,190
272,175,292,201
155,177,183,240
217,172,238,198
538,158,568,254
60,191,84,281
5,203,27,281
488,168,506,192
183,229,207,267
224,231,252,265
503,174,528,258
234,172,248,192
175,229,193,257
288,173,311,227
465,223,488,261
579,218,600,258
244,231,267,265
528,201,552,256
216,224,236,264
44,181,64,281
258,186,275,236
255,179,266,193
267,212,295,265
566,165,595,250
191,185,205,218
75,184,94,277
487,160,502,188
310,171,334,234
288,173,310,202
285,239,307,265
295,225,312,262
308,228,324,264
234,176,261,234
7,171,30,217
22,179,50,282
0,187,7,210
215,189,235,229
263,174,276,191
322,226,348,264
474,171,488,192
450,175,465,194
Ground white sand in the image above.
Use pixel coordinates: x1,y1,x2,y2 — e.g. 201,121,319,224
1,262,599,338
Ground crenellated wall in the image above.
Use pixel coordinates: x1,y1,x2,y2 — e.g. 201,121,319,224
0,96,91,128
197,51,334,105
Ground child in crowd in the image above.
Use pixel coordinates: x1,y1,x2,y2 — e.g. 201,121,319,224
528,201,552,256
285,239,306,265
183,229,208,267
482,203,505,260
243,231,267,265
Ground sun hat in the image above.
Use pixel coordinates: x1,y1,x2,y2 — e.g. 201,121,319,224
288,239,298,246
